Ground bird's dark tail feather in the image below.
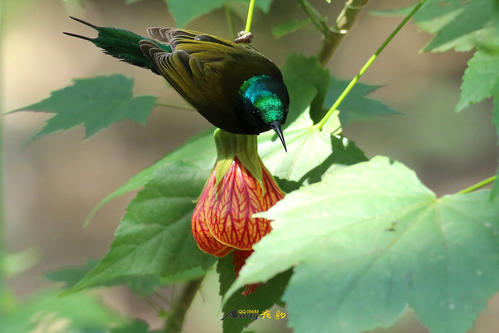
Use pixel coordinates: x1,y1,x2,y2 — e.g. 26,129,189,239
68,16,98,28
64,16,171,75
62,32,92,41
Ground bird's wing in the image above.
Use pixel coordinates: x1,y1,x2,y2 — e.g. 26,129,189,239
139,28,282,129
146,27,239,50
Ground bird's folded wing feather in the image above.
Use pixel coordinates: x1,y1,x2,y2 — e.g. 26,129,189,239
139,28,281,114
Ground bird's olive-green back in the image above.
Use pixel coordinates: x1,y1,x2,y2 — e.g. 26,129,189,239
140,28,284,133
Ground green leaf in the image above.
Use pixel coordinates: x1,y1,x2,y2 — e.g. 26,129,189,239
165,0,273,27
85,128,215,225
455,49,499,198
414,0,496,52
46,260,161,296
457,49,499,112
226,156,499,333
160,266,206,284
378,1,498,52
272,18,311,39
65,161,216,294
281,53,330,126
45,260,100,289
218,254,292,333
259,111,367,190
323,78,399,126
15,74,156,140
0,289,122,332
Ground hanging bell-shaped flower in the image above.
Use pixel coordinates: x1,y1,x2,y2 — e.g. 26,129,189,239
191,129,284,293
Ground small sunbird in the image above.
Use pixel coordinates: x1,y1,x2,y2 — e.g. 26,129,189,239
65,17,289,150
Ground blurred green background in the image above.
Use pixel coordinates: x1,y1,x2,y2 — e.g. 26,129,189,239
2,0,498,332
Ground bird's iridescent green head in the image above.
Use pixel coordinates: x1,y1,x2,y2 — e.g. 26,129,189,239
237,75,289,150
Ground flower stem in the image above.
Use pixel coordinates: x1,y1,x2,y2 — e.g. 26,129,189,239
163,277,203,333
244,0,257,33
315,0,427,131
457,175,497,195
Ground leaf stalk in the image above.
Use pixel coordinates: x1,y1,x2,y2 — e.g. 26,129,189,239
457,175,497,195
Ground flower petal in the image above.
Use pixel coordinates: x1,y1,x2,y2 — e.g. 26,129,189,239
192,172,233,257
207,158,272,250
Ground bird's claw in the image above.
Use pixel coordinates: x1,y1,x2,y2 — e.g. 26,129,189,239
234,31,253,44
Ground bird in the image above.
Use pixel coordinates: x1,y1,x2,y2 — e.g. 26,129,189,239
64,17,289,150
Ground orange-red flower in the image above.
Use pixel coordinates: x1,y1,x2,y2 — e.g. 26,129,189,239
191,130,284,294
192,157,283,256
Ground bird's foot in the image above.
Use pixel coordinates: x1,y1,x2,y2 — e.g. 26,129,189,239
234,31,253,44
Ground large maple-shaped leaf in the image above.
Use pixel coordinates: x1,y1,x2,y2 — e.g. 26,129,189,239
65,160,216,294
15,74,156,140
45,259,161,296
259,111,366,190
85,128,216,225
226,156,499,333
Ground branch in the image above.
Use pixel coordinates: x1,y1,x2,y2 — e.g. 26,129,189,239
163,277,203,333
317,0,370,66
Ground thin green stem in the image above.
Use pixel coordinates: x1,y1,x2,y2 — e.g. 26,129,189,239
315,0,427,130
156,102,194,112
224,4,236,38
244,0,257,33
163,277,203,333
457,175,497,194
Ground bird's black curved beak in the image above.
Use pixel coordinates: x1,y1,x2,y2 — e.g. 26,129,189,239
270,121,287,152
